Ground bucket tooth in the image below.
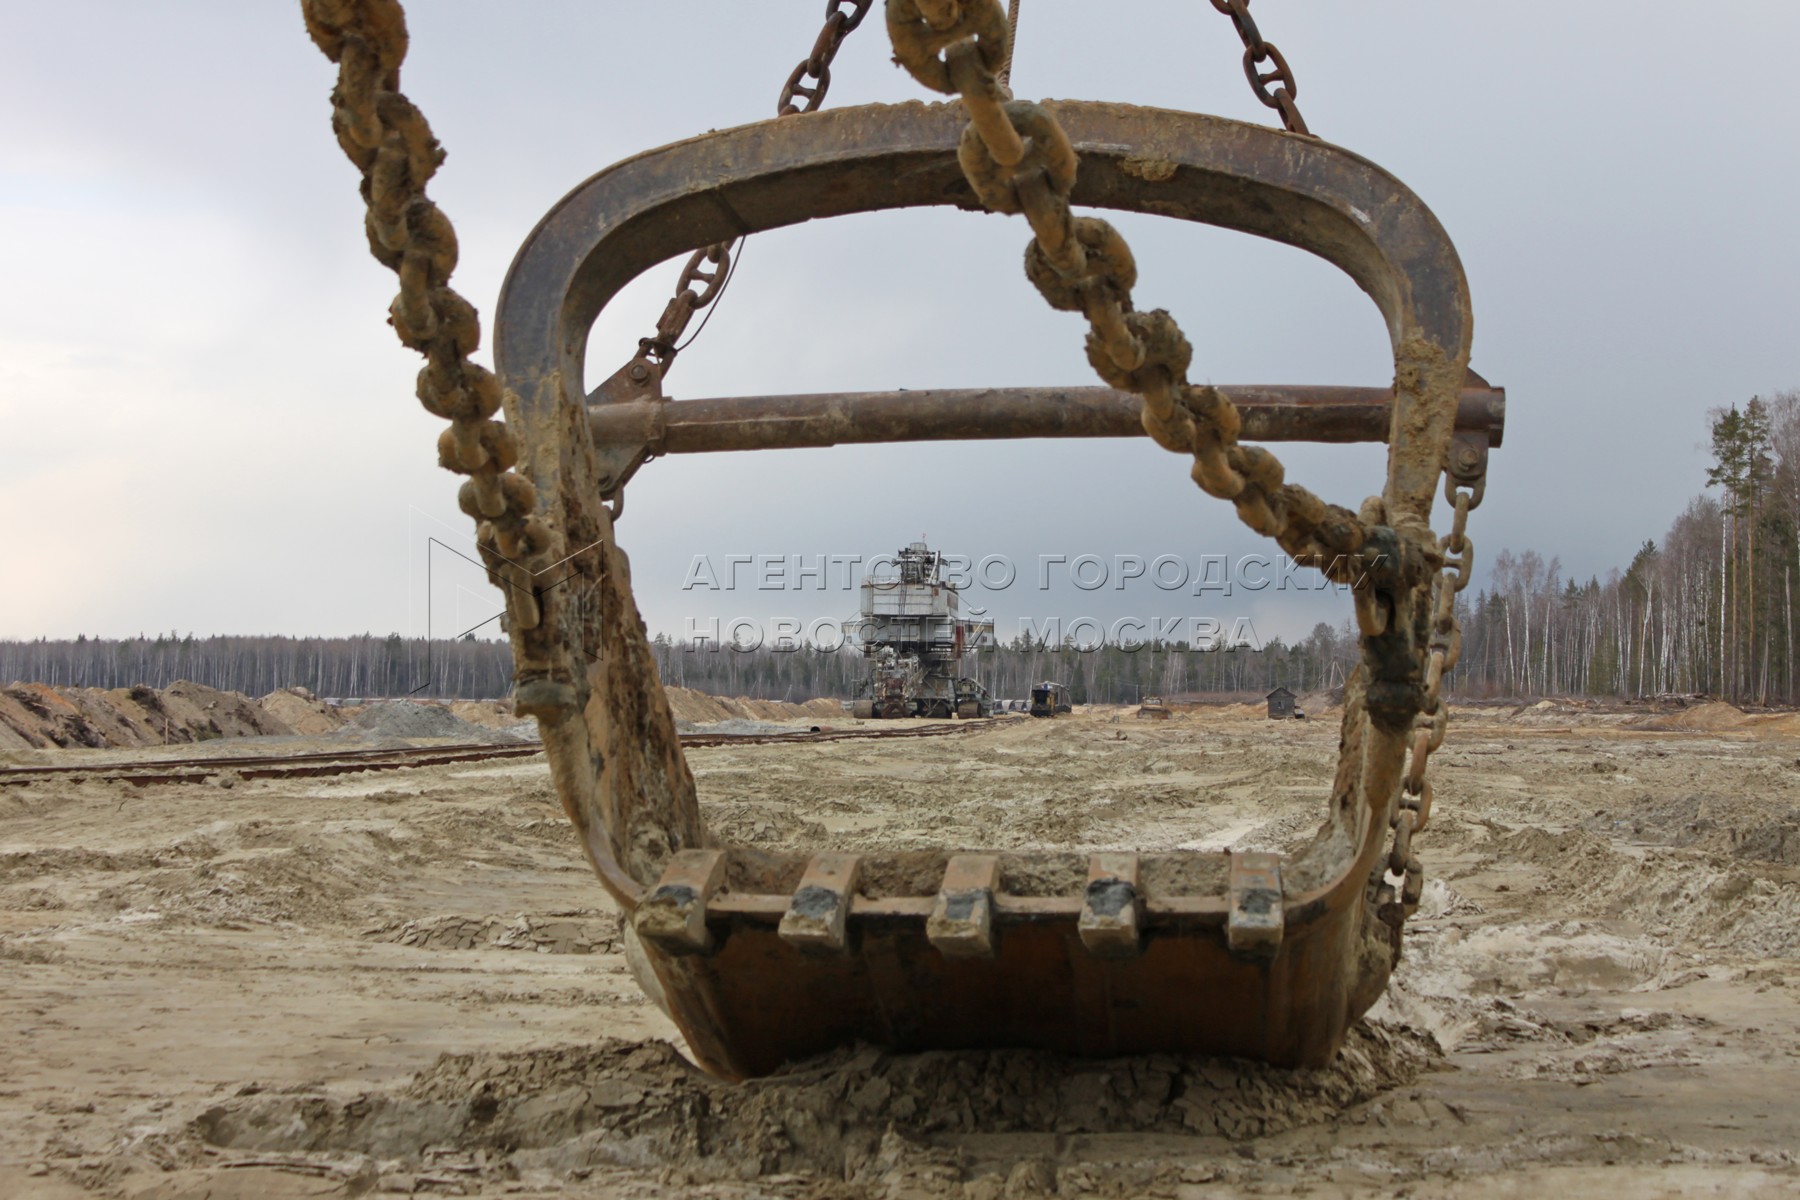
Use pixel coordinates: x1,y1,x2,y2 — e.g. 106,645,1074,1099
1227,851,1284,959
1078,853,1142,957
779,852,861,953
635,848,727,955
926,854,1001,959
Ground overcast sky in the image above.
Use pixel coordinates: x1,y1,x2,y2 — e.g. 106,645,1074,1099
3,2,1797,648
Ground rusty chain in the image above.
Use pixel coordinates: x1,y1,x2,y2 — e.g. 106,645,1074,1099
301,0,551,633
637,1,875,375
781,0,875,115
885,0,1480,931
885,0,1385,586
1374,480,1476,924
638,242,735,368
1207,0,1311,136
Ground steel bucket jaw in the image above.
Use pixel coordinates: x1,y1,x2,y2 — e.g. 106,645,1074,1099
494,100,1484,1079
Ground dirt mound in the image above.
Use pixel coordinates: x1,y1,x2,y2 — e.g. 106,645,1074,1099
0,690,43,750
1582,792,1800,866
1488,822,1800,958
343,700,525,743
361,911,619,955
0,681,813,750
189,1023,1430,1186
167,681,293,737
0,679,297,748
92,825,416,928
448,699,521,730
1636,700,1752,732
1168,701,1265,720
663,685,842,725
0,683,126,748
259,686,344,735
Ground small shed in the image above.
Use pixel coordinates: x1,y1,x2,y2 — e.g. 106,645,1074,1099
1265,686,1297,720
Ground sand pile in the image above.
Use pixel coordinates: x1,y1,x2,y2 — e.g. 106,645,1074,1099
342,700,526,743
0,680,295,749
70,827,416,929
0,691,40,750
663,685,841,725
259,686,344,735
1582,791,1800,866
1167,701,1266,720
3,684,147,748
1486,823,1800,959
362,911,618,955
188,1024,1431,1187
450,699,539,741
0,679,827,750
164,681,292,737
1635,700,1753,732
447,699,517,729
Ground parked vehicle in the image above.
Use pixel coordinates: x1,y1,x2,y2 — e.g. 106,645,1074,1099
1029,681,1072,717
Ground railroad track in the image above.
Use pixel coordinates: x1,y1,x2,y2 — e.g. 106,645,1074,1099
0,742,545,789
677,718,1017,749
0,718,1017,788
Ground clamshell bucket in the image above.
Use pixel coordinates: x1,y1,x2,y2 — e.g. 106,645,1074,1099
492,101,1500,1080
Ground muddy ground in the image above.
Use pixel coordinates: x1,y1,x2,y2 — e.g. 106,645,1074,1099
1,704,1797,1197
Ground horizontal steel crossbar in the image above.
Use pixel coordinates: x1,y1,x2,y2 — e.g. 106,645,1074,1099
588,383,1505,455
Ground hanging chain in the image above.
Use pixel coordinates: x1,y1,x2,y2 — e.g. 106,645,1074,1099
886,0,1481,933
301,0,551,631
637,243,734,368
1374,480,1477,924
780,0,875,115
638,1,876,374
1207,0,1311,136
885,0,1387,585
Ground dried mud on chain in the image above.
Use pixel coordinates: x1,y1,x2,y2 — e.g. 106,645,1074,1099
1,705,1798,1197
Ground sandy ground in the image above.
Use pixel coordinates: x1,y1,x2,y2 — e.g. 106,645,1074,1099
1,705,1798,1197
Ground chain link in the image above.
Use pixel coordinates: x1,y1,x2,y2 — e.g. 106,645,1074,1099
302,0,551,630
1378,483,1477,923
1207,0,1311,136
639,243,734,366
635,1,875,378
780,0,874,115
885,0,1481,935
886,0,1383,586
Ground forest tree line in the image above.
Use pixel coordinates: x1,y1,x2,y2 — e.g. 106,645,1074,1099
0,633,515,700
1451,390,1800,704
0,629,1342,705
8,391,1794,706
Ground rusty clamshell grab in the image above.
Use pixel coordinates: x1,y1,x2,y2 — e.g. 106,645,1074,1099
484,99,1492,1080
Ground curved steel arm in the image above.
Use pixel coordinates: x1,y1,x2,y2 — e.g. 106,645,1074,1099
496,99,1473,518
489,100,1480,1078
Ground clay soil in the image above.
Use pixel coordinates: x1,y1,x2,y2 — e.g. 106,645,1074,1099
2,703,1798,1197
